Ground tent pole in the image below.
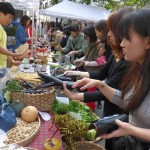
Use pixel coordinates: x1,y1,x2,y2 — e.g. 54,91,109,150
31,0,35,57
35,0,40,56
39,12,41,37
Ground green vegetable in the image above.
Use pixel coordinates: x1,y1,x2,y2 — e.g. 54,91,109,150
4,91,11,102
52,99,69,114
86,129,96,141
53,114,88,149
3,80,23,93
10,100,26,117
52,99,98,123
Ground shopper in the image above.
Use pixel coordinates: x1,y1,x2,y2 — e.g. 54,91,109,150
0,2,23,67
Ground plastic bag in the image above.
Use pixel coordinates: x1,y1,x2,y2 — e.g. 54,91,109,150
0,144,34,150
0,94,16,132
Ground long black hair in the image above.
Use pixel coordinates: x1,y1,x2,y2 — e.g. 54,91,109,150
121,8,150,111
70,24,80,32
107,7,134,58
95,19,107,43
20,15,30,26
84,25,97,43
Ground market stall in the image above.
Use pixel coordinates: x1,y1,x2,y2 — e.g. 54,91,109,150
0,38,110,149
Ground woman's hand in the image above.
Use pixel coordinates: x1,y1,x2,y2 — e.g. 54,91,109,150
72,78,102,90
55,45,63,51
68,51,78,56
101,119,134,139
12,52,24,58
63,83,77,100
12,60,22,66
74,60,85,67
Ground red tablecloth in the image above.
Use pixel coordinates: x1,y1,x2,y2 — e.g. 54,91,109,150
27,116,64,150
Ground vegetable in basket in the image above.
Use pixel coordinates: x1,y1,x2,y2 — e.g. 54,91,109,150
52,99,98,123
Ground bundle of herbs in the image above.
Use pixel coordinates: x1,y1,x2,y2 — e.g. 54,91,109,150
53,114,88,150
52,99,98,123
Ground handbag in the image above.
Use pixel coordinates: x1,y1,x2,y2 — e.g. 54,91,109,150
114,136,150,150
0,94,16,132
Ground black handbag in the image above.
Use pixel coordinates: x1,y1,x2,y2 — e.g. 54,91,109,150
114,136,150,150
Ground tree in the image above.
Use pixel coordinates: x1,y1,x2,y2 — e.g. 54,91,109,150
42,0,150,11
102,0,150,11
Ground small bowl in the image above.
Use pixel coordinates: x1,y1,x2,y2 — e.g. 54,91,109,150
43,138,62,150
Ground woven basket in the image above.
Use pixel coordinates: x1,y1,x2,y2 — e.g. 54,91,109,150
11,87,55,111
64,141,105,150
16,117,41,146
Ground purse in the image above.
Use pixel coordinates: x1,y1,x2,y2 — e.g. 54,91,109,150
0,94,16,132
114,136,150,150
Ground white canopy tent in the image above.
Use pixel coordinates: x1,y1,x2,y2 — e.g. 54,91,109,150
40,0,110,21
3,0,40,11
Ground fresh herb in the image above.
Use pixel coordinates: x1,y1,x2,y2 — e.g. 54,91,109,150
3,80,23,93
52,99,68,114
52,99,98,123
53,114,88,149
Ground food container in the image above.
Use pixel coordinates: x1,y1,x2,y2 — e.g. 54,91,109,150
5,117,41,147
11,81,55,111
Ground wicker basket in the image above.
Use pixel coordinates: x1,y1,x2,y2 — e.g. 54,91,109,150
11,87,55,111
16,117,41,146
64,141,105,150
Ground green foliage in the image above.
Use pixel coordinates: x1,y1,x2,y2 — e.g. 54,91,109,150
101,0,150,10
3,80,23,94
48,0,150,11
5,26,17,36
52,99,98,123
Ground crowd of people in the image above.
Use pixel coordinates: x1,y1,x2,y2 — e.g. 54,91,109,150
0,1,150,150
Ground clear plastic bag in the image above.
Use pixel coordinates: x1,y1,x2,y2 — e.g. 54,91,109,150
0,144,36,150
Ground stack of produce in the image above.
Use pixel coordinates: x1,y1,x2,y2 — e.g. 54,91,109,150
4,103,39,145
4,79,55,111
51,100,98,149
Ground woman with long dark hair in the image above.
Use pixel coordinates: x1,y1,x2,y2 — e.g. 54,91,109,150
71,8,150,149
15,15,31,49
74,25,104,72
74,20,111,71
63,7,134,150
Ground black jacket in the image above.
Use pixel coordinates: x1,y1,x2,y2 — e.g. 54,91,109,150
84,55,129,116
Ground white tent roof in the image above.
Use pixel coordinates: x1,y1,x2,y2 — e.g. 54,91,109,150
4,0,39,11
40,0,110,21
